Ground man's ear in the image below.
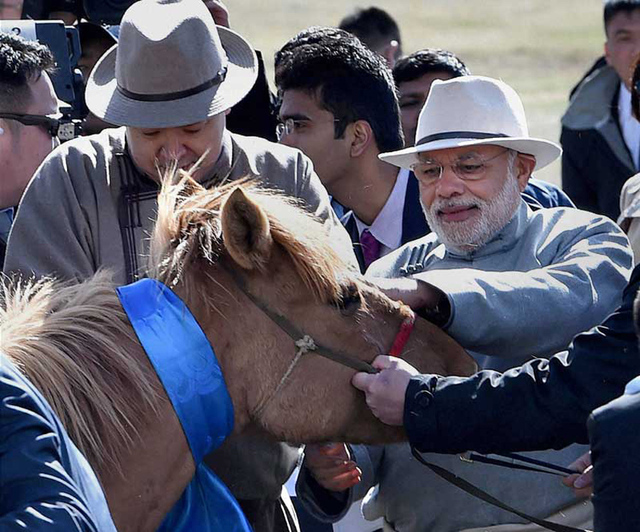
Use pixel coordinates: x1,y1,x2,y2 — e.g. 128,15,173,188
382,40,400,67
349,120,374,158
604,41,611,66
514,153,536,192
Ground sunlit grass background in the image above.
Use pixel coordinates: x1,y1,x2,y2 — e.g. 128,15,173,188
229,0,605,186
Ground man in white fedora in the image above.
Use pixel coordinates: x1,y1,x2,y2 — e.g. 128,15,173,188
295,76,632,531
3,1,355,530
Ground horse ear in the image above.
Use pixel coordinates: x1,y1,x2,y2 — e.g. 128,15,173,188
221,187,273,270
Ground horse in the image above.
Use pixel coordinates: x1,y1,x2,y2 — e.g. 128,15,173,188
0,171,476,531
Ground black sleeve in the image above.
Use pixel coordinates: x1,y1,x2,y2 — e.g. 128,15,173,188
560,127,600,213
404,265,640,455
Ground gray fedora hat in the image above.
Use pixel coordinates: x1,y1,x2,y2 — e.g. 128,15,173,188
379,76,561,172
85,0,258,128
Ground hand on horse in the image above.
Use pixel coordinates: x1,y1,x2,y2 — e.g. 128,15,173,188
203,0,230,27
369,277,445,311
303,443,362,492
352,355,419,426
562,451,593,499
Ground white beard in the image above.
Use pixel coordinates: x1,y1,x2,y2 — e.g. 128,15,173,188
422,174,522,254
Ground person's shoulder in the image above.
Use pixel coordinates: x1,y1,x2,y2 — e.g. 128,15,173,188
619,173,640,221
33,128,126,188
54,127,126,159
35,127,125,180
530,206,624,237
562,64,620,130
0,354,58,429
526,178,575,208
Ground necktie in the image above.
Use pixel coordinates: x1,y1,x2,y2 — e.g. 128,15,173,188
360,228,381,269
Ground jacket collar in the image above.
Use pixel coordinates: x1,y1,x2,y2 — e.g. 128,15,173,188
561,64,634,170
562,64,620,131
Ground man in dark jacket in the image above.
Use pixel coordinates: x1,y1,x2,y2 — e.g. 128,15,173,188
351,265,640,532
561,0,640,220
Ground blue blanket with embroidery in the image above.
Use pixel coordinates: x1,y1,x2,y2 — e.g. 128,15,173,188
117,279,252,532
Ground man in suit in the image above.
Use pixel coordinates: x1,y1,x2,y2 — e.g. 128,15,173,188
275,27,413,273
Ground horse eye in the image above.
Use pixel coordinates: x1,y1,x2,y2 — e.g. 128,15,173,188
335,284,361,316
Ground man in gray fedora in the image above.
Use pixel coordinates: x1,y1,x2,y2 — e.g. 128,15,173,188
3,1,354,530
296,76,632,531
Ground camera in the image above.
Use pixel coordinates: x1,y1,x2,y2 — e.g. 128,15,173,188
0,20,85,140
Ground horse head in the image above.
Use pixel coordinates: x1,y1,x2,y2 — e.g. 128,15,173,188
147,171,476,444
0,168,475,531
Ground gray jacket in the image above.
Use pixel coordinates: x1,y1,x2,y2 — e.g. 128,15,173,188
4,126,356,502
5,127,354,285
298,202,632,531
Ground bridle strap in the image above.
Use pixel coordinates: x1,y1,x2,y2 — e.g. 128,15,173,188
411,447,589,532
223,264,377,374
221,263,415,419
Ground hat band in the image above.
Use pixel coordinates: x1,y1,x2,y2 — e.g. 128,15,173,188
416,131,509,146
116,67,228,103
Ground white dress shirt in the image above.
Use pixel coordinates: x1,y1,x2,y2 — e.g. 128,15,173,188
618,82,640,170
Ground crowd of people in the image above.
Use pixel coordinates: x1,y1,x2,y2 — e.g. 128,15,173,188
2,0,640,531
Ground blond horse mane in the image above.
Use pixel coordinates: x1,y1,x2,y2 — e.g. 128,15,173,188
148,170,349,308
0,168,352,473
0,272,160,471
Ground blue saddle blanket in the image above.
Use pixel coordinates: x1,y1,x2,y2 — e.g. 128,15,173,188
117,279,252,532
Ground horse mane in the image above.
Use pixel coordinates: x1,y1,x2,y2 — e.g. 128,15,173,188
0,169,351,473
148,170,349,308
0,271,161,472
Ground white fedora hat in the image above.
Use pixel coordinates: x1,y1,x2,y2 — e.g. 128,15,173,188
380,75,561,172
85,0,258,128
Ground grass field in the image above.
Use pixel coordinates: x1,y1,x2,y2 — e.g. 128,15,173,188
228,0,606,186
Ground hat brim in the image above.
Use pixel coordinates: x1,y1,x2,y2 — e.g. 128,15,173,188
85,26,258,128
379,137,562,172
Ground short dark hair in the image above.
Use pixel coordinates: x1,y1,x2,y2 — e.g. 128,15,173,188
0,32,55,114
275,26,404,152
604,0,640,34
338,7,401,55
392,48,470,85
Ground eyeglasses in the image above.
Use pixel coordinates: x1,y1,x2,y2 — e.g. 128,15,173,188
410,148,510,185
275,117,342,141
0,113,62,138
